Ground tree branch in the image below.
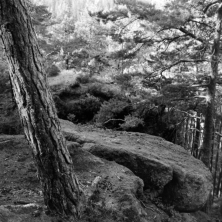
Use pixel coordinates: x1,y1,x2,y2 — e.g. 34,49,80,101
160,59,207,75
179,27,204,43
190,84,209,88
160,35,187,43
158,26,205,44
189,19,213,29
119,17,138,35
203,1,219,14
104,119,125,125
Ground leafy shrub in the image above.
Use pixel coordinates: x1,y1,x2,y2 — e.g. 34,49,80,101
67,113,76,122
70,81,80,89
120,115,144,132
162,83,196,101
46,64,60,77
95,98,132,129
75,74,92,84
67,95,101,123
49,69,76,89
133,101,179,142
57,87,82,100
114,74,133,91
86,83,118,101
53,75,123,124
133,100,155,121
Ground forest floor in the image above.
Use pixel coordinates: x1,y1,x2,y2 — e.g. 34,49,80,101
0,135,47,222
0,127,221,222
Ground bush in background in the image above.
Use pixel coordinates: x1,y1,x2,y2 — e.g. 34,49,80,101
95,98,132,129
46,64,60,77
86,82,119,101
53,75,122,124
75,73,92,84
57,86,82,100
67,95,101,123
120,115,144,132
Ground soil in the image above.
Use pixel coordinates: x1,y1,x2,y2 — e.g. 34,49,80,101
0,128,221,222
0,135,42,206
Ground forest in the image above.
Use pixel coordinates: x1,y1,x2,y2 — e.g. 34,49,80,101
0,0,222,221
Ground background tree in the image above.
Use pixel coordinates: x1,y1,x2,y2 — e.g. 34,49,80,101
91,0,222,168
201,1,222,167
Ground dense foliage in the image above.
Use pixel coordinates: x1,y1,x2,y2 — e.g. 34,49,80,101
2,0,222,146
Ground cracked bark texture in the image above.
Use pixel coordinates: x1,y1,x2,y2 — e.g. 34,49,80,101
0,0,84,219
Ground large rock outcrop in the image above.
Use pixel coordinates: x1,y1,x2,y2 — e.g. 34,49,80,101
67,142,149,222
61,119,213,212
0,132,213,221
0,135,172,222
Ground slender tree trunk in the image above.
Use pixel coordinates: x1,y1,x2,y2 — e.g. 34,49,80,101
184,116,189,150
0,0,84,219
189,117,194,151
201,3,222,168
210,121,216,172
212,126,221,198
193,114,200,158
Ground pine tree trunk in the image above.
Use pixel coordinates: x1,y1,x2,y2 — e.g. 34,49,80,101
210,122,215,172
201,3,222,168
184,116,189,150
0,0,84,219
193,114,200,158
212,127,221,198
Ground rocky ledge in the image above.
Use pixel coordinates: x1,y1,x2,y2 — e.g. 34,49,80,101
61,119,213,212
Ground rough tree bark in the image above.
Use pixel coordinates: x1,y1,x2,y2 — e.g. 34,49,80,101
0,0,84,219
201,2,222,168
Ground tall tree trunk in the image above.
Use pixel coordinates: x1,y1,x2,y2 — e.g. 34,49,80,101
193,113,200,158
0,0,84,219
212,125,221,199
201,3,222,168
